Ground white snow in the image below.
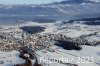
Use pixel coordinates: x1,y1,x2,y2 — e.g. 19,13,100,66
36,45,100,66
0,50,25,66
0,21,100,66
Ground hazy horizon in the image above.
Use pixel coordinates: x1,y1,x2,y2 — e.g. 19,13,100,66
0,0,64,5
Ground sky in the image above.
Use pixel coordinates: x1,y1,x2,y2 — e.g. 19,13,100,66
0,0,64,5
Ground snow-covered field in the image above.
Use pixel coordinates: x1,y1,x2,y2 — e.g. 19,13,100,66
0,21,100,66
0,50,25,66
36,45,100,66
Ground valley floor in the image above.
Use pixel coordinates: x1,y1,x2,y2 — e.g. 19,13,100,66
0,21,100,66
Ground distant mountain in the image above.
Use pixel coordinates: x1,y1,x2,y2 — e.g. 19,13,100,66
59,0,93,4
0,0,100,21
0,5,62,15
65,17,100,25
56,0,100,4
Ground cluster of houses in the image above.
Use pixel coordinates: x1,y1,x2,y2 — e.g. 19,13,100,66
21,33,99,51
0,31,99,52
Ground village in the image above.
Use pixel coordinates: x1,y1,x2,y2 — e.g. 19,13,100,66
0,22,100,66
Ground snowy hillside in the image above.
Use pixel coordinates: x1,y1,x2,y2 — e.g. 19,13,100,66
0,0,100,22
0,0,100,66
0,19,100,66
0,51,25,66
